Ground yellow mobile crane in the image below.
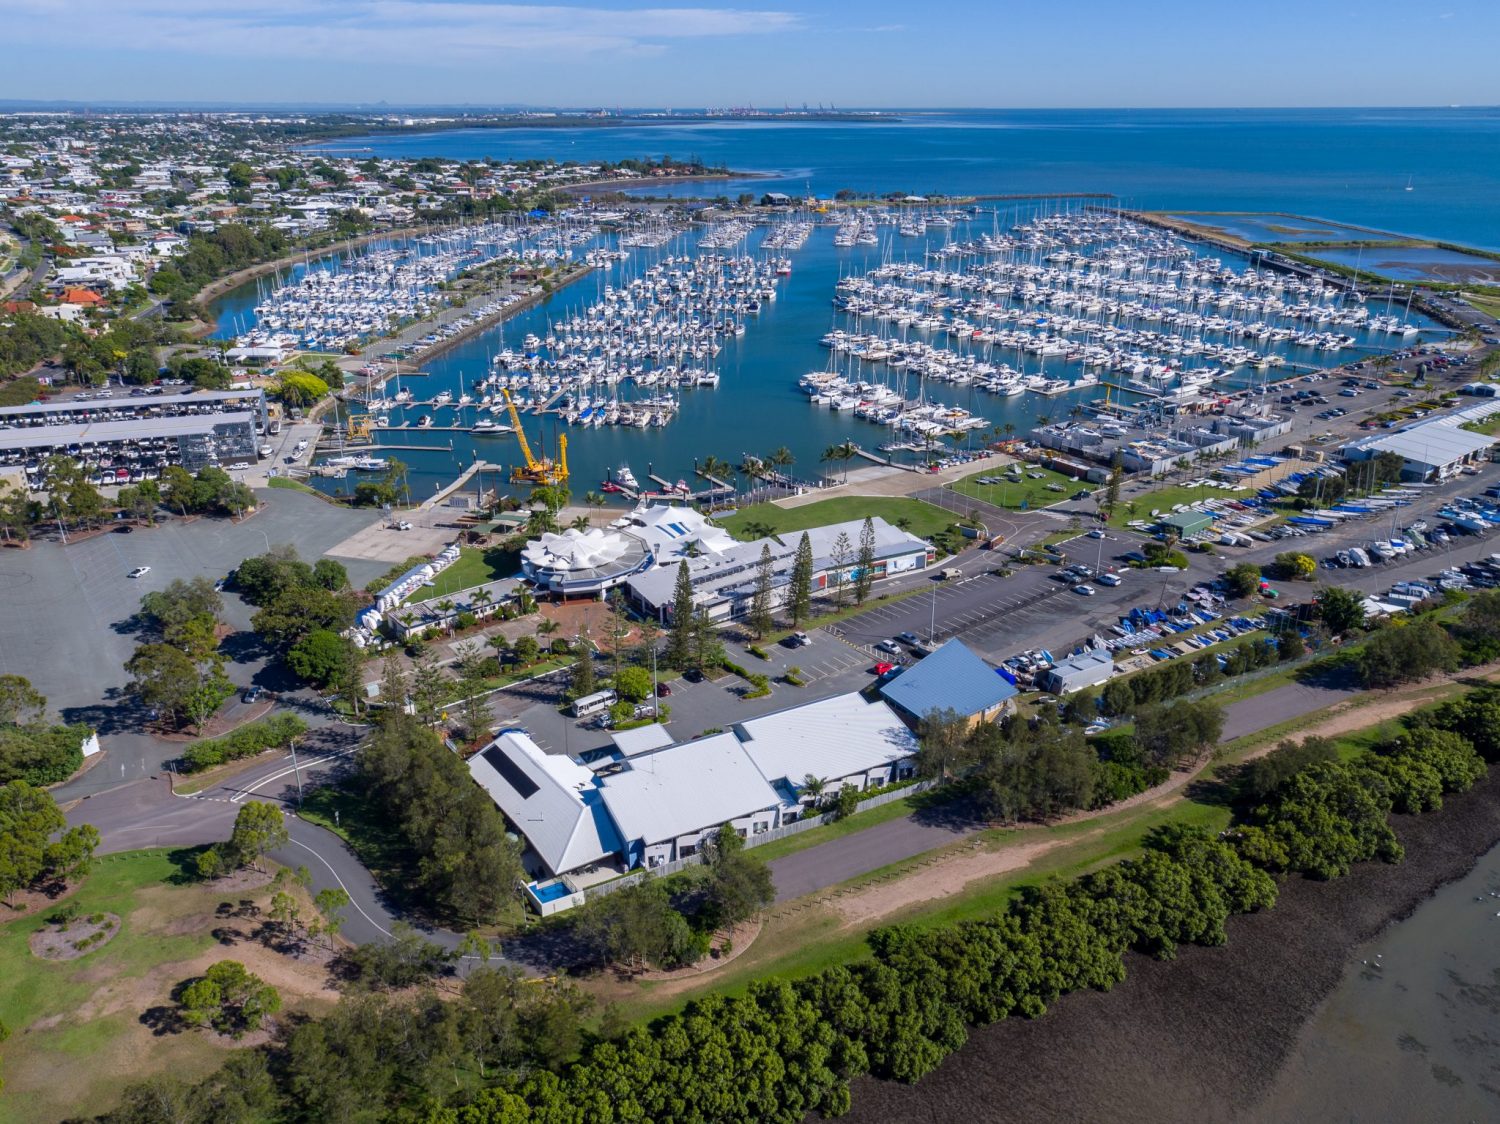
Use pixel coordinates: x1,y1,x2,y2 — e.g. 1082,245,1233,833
501,388,569,487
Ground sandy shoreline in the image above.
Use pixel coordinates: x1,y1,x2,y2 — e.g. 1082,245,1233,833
836,768,1500,1123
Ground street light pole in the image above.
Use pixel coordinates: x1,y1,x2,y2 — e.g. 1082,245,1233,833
289,738,304,808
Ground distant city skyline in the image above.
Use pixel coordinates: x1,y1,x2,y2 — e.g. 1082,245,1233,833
1,0,1494,108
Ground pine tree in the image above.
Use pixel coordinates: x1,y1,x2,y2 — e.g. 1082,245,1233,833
748,544,775,639
665,563,696,670
378,649,409,721
830,531,853,606
789,532,814,626
692,608,725,673
854,516,876,604
569,635,596,700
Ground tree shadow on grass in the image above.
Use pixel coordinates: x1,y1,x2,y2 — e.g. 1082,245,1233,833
164,845,210,886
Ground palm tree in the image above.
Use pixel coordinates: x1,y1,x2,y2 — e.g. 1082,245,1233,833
800,773,828,808
570,514,591,531
471,587,494,616
821,444,842,485
583,490,606,514
700,455,732,483
768,446,795,476
738,454,766,481
536,617,560,638
835,440,858,482
435,599,457,631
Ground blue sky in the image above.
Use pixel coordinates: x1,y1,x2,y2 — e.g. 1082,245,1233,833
0,0,1493,107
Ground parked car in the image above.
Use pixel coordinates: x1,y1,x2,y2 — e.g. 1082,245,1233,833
876,639,902,655
895,631,920,646
242,686,263,704
127,566,150,579
655,682,672,698
1073,583,1096,595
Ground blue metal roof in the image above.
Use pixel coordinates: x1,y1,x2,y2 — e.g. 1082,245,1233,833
880,639,1016,719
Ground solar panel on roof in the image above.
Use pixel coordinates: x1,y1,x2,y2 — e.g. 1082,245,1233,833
482,744,539,799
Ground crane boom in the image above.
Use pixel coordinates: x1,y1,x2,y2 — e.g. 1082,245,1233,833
501,388,539,471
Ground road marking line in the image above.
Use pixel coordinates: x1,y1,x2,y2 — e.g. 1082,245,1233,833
284,834,392,939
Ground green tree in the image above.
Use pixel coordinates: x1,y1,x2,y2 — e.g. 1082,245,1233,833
1357,620,1459,689
312,558,350,591
313,887,351,946
179,960,282,1037
567,639,596,701
0,675,46,727
664,563,696,670
613,666,652,703
287,629,355,688
788,532,814,626
1224,563,1262,599
1317,585,1367,635
702,823,774,929
577,878,703,971
747,544,775,640
226,801,289,872
1274,551,1317,581
0,782,98,904
854,517,877,604
829,530,853,606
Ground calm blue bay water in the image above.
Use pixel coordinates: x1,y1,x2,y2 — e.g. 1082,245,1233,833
310,108,1500,250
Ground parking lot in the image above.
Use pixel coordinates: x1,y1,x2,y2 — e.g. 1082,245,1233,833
1,488,386,796
492,629,876,758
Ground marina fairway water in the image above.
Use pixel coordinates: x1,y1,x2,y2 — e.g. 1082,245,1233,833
1251,838,1500,1122
309,213,1439,504
309,108,1500,250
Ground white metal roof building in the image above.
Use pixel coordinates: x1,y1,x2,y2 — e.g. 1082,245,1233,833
1041,650,1117,695
624,512,932,623
519,526,652,597
1342,416,1495,481
467,730,623,878
733,692,919,794
598,732,785,868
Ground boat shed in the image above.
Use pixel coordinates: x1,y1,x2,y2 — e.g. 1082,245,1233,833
879,638,1017,728
1040,650,1117,695
1159,510,1215,538
1342,418,1495,482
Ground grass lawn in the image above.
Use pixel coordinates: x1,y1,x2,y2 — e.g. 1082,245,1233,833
1465,292,1500,320
266,476,319,495
410,544,520,601
946,464,1084,512
717,497,959,543
745,788,937,864
1106,482,1241,529
0,849,335,1123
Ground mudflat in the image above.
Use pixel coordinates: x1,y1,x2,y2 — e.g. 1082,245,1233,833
836,770,1500,1124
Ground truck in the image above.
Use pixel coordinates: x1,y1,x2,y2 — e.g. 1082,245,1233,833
938,567,963,581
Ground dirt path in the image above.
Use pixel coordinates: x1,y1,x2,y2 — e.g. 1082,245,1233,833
819,663,1500,929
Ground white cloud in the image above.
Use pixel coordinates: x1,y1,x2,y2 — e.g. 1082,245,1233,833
0,0,801,62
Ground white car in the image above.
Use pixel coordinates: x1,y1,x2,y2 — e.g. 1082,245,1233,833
1073,583,1095,596
128,566,150,579
1097,573,1122,587
1087,528,1105,539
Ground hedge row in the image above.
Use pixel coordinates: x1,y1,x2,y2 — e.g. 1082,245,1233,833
430,709,1491,1123
181,714,309,772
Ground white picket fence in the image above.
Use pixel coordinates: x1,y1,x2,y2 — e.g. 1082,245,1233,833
580,779,937,901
